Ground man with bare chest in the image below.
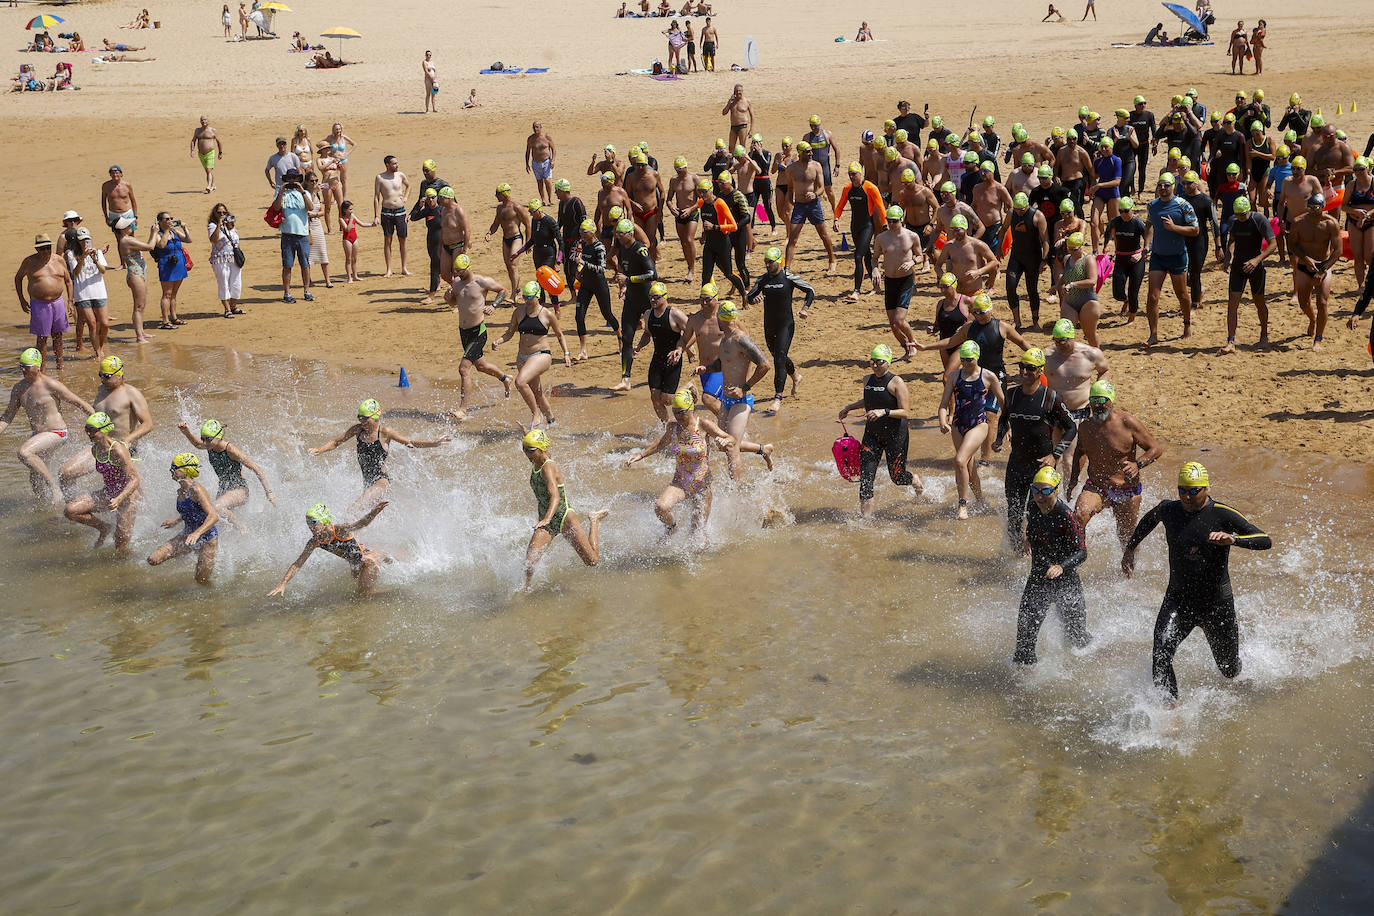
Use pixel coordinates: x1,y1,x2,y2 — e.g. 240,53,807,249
0,348,94,504
895,170,939,268
672,284,725,414
595,173,634,276
437,186,471,283
525,121,556,205
1288,192,1342,350
874,209,921,357
100,164,138,256
667,157,700,282
190,116,223,194
697,301,774,479
784,142,837,272
1068,379,1163,552
59,355,153,491
1006,153,1040,199
722,84,754,152
624,151,663,260
973,163,1014,256
487,183,531,292
374,155,412,277
446,255,512,421
937,216,998,295
1056,133,1093,216
14,235,73,368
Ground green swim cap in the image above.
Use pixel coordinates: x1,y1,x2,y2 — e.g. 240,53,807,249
615,219,634,234
357,398,382,419
1134,95,1146,105
1013,192,1029,209
733,144,746,156
1051,318,1076,340
1037,164,1053,178
983,115,995,127
764,246,783,263
554,178,571,192
1060,198,1076,213
963,151,978,164
940,181,957,194
950,214,969,230
980,161,994,173
438,186,456,199
521,281,540,298
19,347,41,367
1120,196,1135,211
1013,128,1028,143
1078,105,1090,118
870,343,893,363
200,419,225,440
1311,114,1325,127
752,133,762,143
1089,379,1116,402
886,204,904,222
1233,197,1252,214
1226,162,1241,175
958,340,980,360
1021,152,1035,165
932,115,943,127
85,411,114,432
306,503,333,525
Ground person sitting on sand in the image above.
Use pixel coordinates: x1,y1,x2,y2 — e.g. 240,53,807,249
463,88,481,108
1043,4,1066,21
855,22,875,41
679,0,695,15
68,33,85,52
49,61,73,90
657,0,672,16
616,2,627,17
1144,22,1164,44
638,0,649,14
291,31,309,52
103,39,147,52
312,50,342,69
120,9,151,30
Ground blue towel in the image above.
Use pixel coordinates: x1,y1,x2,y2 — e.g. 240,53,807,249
479,67,523,74
525,67,549,74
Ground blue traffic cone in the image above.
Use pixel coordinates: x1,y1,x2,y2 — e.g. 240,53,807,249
839,232,850,252
397,367,410,388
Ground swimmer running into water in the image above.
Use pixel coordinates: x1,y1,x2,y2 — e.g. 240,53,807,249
146,453,220,585
268,501,391,597
178,418,277,531
521,429,609,591
626,388,733,537
308,398,451,513
63,412,140,552
0,348,94,506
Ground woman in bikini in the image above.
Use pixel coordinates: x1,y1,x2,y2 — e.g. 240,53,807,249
326,122,355,197
1250,20,1266,74
626,388,733,536
292,124,313,170
495,281,573,428
1228,21,1249,75
315,143,344,232
114,217,156,342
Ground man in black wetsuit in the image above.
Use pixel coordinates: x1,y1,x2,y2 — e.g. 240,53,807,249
747,246,814,414
518,199,562,307
1013,465,1092,666
1128,96,1156,195
611,219,657,392
695,179,747,299
571,219,620,361
836,343,922,517
1220,196,1274,353
993,348,1077,554
1123,461,1272,701
1208,114,1248,198
635,281,688,421
1005,192,1049,328
408,159,449,303
1181,171,1220,306
716,171,753,290
1277,93,1312,141
555,179,588,287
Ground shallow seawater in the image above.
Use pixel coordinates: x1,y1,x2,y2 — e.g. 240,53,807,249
1,341,1371,913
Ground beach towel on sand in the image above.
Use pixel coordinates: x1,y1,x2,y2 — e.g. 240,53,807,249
480,66,523,74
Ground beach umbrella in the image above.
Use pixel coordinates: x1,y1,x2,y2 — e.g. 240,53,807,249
1161,2,1207,39
26,14,66,30
320,26,361,58
258,2,292,11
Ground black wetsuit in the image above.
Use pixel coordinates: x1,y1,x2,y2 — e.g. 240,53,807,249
409,177,449,295
207,447,248,498
894,111,927,145
1029,183,1072,248
1106,215,1147,315
994,384,1077,551
644,305,683,394
1126,498,1272,698
1109,125,1138,196
1128,110,1156,194
981,130,1002,157
1278,107,1312,140
747,268,815,397
617,240,657,378
958,169,980,206
858,372,913,500
725,188,753,289
529,212,561,305
1227,211,1273,299
574,237,619,339
1005,207,1046,324
699,199,746,298
843,181,877,292
1210,130,1247,197
557,196,588,273
1182,190,1218,304
1014,497,1091,665
702,150,733,180
749,148,776,230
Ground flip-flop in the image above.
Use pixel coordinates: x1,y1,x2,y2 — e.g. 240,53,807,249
230,307,245,314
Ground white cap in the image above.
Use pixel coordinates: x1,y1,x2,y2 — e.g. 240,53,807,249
62,210,80,221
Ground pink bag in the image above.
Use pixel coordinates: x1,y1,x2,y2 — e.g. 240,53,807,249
1094,253,1114,293
833,421,862,482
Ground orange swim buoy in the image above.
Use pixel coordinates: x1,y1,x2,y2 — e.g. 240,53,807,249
536,265,566,295
1325,187,1345,212
933,230,948,252
1342,229,1354,261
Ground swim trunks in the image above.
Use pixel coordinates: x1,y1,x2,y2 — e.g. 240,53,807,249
532,158,553,180
198,150,216,170
28,296,69,337
381,207,409,238
460,323,488,363
701,370,724,401
790,198,826,227
732,123,748,132
1084,479,1143,505
106,209,135,230
445,240,467,254
719,391,755,413
675,208,700,225
503,233,525,247
1148,250,1188,275
884,273,915,311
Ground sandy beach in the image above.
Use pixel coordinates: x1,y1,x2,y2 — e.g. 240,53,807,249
3,0,1374,465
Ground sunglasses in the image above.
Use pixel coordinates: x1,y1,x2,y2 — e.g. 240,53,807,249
99,372,117,379
1178,486,1206,496
1088,397,1111,405
1031,485,1058,496
1018,364,1040,372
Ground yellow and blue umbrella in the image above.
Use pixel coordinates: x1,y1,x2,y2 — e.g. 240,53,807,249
26,15,67,30
257,2,293,10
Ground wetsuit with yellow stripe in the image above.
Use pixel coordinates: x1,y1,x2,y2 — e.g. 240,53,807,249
1126,497,1272,698
312,525,378,570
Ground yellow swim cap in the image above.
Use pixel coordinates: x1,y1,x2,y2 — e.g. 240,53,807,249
848,160,863,174
671,389,695,411
971,293,993,312
99,355,124,376
522,429,551,451
200,419,225,440
1033,466,1062,489
1067,231,1085,249
950,214,969,231
455,253,472,270
717,301,739,322
674,156,688,169
809,114,821,125
422,158,437,171
609,205,625,220
885,148,899,162
1019,347,1046,368
528,198,543,210
901,168,916,182
85,412,114,432
697,178,712,191
939,272,957,287
305,503,333,525
171,452,201,478
715,138,727,149
701,282,718,298
1178,461,1209,488
496,182,512,194
357,398,382,419
716,171,733,185
650,281,668,297
579,219,595,233
19,347,41,367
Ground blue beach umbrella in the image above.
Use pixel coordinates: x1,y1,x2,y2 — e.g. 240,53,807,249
1162,2,1207,39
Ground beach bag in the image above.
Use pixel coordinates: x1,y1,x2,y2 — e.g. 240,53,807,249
833,421,862,482
1094,253,1114,292
652,60,664,75
264,204,283,228
182,248,194,272
232,242,246,268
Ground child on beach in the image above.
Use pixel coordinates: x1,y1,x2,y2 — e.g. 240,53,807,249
337,200,373,282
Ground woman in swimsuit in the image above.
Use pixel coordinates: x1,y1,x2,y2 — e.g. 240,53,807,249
1228,21,1249,75
150,212,190,329
1056,231,1101,347
314,144,344,232
772,137,795,227
178,418,277,531
1250,20,1266,75
326,122,355,197
938,340,1005,520
495,281,572,428
1342,158,1374,289
292,124,313,169
521,429,609,591
147,453,220,585
337,200,374,281
626,388,733,536
268,502,390,597
114,218,156,343
64,412,141,551
930,271,971,369
308,398,451,513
